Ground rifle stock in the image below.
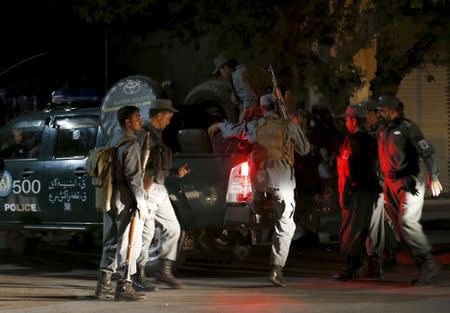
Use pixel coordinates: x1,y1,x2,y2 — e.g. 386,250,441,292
123,212,139,281
122,130,152,281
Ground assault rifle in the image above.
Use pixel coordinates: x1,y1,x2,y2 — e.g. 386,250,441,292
268,65,288,120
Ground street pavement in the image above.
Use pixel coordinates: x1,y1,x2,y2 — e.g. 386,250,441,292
0,199,449,312
0,247,449,313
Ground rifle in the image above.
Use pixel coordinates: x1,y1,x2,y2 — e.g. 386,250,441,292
268,65,288,120
122,130,152,282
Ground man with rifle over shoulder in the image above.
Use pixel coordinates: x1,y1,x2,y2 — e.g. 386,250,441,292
95,105,149,301
208,94,310,287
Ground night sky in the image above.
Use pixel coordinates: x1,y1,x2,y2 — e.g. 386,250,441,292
1,1,107,97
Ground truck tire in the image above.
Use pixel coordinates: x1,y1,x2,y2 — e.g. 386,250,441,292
5,231,26,254
145,225,187,276
199,230,251,263
184,79,238,123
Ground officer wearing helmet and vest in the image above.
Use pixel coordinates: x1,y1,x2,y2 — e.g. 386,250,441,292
208,94,310,287
377,95,442,285
133,99,190,291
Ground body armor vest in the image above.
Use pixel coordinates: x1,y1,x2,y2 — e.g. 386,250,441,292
254,117,294,166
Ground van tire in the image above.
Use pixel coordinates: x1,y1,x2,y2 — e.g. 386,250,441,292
184,79,238,123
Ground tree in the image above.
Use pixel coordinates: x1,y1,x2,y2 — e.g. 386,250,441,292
72,0,450,110
73,0,371,111
368,0,450,97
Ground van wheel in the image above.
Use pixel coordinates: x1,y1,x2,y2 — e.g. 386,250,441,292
184,79,238,123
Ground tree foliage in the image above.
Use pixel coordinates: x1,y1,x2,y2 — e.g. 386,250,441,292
73,0,159,24
368,0,450,97
73,0,450,110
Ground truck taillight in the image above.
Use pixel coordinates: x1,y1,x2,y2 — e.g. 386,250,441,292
226,161,252,203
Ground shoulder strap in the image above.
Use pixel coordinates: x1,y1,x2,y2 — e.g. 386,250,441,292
115,137,135,149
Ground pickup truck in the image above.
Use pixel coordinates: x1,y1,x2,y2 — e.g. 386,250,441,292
0,103,271,268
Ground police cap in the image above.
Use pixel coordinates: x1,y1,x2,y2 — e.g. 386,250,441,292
212,52,234,75
149,99,178,112
378,95,401,109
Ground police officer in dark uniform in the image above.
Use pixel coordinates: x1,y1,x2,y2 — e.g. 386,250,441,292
134,99,189,290
95,106,148,301
332,104,381,280
209,94,310,287
377,95,441,285
363,99,398,273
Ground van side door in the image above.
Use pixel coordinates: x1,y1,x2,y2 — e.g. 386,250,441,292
43,115,99,224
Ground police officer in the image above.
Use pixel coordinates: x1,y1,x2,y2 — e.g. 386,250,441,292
362,99,397,275
209,94,310,286
212,52,273,121
332,104,381,280
95,106,148,301
377,95,442,285
134,99,189,290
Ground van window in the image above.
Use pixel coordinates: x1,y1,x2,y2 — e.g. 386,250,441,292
54,116,99,158
0,122,45,160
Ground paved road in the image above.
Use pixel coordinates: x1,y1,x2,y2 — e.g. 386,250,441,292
0,199,448,312
0,249,449,313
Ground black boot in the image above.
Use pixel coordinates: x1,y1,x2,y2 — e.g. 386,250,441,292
95,271,114,299
115,280,146,301
383,250,398,270
156,259,184,289
356,256,383,279
331,256,361,281
133,266,159,292
412,254,440,286
268,265,286,287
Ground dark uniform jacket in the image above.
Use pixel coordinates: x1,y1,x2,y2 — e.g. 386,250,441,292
140,123,176,185
109,129,147,213
338,130,380,197
378,117,439,183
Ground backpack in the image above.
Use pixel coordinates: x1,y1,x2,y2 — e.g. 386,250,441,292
86,138,134,212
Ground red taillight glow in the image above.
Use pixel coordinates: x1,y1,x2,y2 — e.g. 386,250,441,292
240,161,249,176
226,161,253,203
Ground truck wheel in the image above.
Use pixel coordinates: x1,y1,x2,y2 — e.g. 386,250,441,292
232,241,252,262
200,230,252,263
145,224,163,275
145,225,187,276
5,231,26,255
184,79,238,123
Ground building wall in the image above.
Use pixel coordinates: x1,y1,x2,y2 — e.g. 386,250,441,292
396,66,450,194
